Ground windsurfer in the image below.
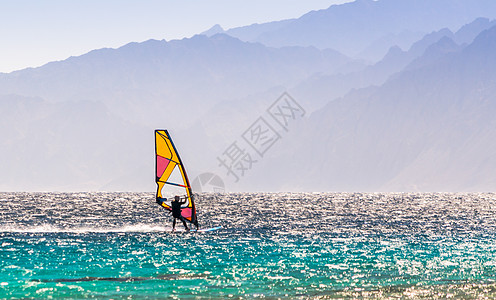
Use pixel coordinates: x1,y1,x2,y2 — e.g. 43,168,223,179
171,195,189,232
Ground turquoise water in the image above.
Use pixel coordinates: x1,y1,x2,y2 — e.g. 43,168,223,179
1,192,496,298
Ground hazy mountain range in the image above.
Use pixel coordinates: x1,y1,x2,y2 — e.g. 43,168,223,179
205,0,496,61
0,35,350,129
1,0,496,192
280,25,496,192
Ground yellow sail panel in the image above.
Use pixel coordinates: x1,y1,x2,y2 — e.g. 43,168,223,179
156,131,178,163
156,181,165,199
155,131,179,183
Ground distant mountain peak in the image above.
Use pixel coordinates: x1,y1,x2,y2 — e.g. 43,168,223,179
406,36,459,70
432,36,459,50
431,36,461,59
201,24,225,37
469,23,496,50
454,17,496,45
385,45,404,57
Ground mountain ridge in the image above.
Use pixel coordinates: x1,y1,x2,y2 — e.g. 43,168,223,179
222,0,496,61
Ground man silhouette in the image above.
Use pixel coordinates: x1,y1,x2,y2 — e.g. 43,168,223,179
171,195,189,232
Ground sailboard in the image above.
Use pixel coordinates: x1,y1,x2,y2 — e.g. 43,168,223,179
161,226,222,233
191,226,222,232
155,130,198,229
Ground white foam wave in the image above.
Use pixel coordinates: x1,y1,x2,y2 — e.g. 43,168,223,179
0,224,172,233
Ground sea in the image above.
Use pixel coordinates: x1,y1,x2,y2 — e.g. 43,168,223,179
1,192,496,299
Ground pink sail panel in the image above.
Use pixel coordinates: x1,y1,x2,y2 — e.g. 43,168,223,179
156,155,170,178
181,208,192,219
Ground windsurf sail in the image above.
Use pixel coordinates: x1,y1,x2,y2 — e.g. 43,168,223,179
155,130,198,227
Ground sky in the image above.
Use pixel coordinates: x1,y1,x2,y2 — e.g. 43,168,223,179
0,0,352,73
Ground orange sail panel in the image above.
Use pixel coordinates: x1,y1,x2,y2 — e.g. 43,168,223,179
155,130,197,226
